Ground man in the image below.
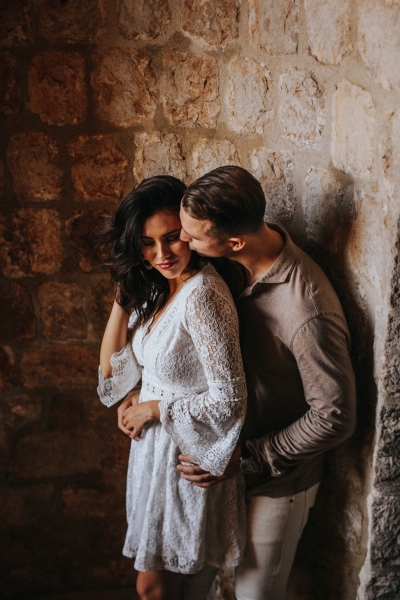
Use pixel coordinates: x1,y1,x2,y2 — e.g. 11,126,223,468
177,166,356,600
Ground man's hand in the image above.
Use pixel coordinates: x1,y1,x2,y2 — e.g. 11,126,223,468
177,444,241,488
117,389,140,436
122,400,160,441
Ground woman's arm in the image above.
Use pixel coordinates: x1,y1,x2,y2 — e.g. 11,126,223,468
100,299,130,378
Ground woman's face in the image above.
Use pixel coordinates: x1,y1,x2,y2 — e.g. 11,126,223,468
140,210,192,280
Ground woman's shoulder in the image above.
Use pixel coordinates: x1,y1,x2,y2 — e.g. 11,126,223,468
185,263,234,303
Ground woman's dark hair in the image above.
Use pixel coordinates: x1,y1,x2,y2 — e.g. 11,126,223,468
182,166,266,238
103,175,201,324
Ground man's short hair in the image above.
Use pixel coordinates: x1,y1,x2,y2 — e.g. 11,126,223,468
182,166,266,238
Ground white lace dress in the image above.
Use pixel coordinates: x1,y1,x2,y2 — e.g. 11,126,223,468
97,264,247,574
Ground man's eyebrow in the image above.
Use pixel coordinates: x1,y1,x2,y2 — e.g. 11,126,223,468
141,228,181,239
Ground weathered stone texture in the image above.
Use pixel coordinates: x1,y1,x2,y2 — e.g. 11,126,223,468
358,0,400,92
7,132,63,203
0,282,36,341
181,0,238,50
375,404,400,482
39,0,105,43
91,49,156,127
331,80,375,180
189,138,240,178
1,393,42,430
62,487,124,518
381,110,400,201
21,345,98,389
49,392,85,430
28,52,87,126
38,282,87,341
0,0,35,46
162,50,220,128
86,274,114,339
303,167,354,253
68,135,128,204
0,160,4,197
133,132,186,183
304,0,352,65
226,58,272,134
119,0,170,40
0,346,18,393
0,52,20,115
249,0,299,54
0,209,63,278
65,210,109,273
279,68,325,150
251,149,296,223
0,485,54,526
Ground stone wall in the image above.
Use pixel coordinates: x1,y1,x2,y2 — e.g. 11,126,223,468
0,0,399,599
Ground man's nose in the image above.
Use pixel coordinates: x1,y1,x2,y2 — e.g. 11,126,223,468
180,229,191,242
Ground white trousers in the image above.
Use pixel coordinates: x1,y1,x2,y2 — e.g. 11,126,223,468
235,483,320,600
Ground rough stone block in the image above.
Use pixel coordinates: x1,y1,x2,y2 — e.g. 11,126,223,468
91,49,157,127
0,209,63,278
251,149,295,223
249,0,299,54
0,0,35,46
7,132,63,204
13,430,109,479
0,485,54,526
279,68,325,150
27,52,87,126
0,160,4,197
21,345,98,389
0,346,18,393
303,167,354,253
181,0,239,50
0,52,20,116
119,0,171,40
189,138,240,179
0,282,36,341
304,0,352,65
331,80,375,179
1,393,42,430
358,0,400,92
133,132,187,183
68,134,128,204
381,109,400,201
162,49,220,128
86,274,114,340
39,0,105,43
38,282,87,341
226,58,272,134
62,486,124,518
65,210,110,273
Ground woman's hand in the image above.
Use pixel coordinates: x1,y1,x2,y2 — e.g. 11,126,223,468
117,389,140,436
122,400,161,441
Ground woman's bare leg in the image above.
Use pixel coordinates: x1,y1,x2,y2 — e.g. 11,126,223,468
136,570,184,600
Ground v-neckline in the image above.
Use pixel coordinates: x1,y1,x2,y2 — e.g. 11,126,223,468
142,277,191,340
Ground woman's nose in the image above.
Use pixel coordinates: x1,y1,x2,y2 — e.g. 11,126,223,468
156,242,170,259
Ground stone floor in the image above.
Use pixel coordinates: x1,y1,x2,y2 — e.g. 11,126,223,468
33,589,138,600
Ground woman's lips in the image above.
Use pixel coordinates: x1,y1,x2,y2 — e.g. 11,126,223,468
157,260,178,270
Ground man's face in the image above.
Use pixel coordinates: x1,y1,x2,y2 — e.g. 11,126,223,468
179,206,231,257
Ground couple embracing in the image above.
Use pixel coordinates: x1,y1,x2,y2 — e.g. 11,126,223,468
98,166,356,600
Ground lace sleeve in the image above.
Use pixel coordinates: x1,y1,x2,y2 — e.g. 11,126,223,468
159,275,247,476
97,313,142,407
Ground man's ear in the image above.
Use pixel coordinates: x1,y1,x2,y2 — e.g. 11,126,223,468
227,237,246,252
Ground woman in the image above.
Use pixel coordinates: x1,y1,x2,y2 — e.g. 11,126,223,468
98,176,247,600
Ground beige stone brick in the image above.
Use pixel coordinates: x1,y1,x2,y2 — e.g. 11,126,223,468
39,0,106,43
189,138,240,178
68,134,128,204
21,345,98,389
0,282,36,341
27,52,87,126
331,80,375,180
249,0,299,54
279,68,325,150
358,0,400,92
0,346,18,393
38,282,87,341
0,0,35,46
226,58,272,134
382,110,400,200
304,0,352,65
251,149,296,223
7,132,63,204
91,49,157,127
0,53,20,116
162,49,220,128
65,210,110,273
0,209,63,278
133,132,187,183
303,166,354,253
181,0,238,50
119,0,170,40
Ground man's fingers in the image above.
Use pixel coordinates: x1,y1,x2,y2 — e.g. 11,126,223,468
178,454,194,464
179,472,217,483
176,463,207,475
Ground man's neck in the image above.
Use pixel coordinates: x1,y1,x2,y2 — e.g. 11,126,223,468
231,224,285,287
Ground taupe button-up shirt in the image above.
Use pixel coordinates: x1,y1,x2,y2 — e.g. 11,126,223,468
236,224,356,497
